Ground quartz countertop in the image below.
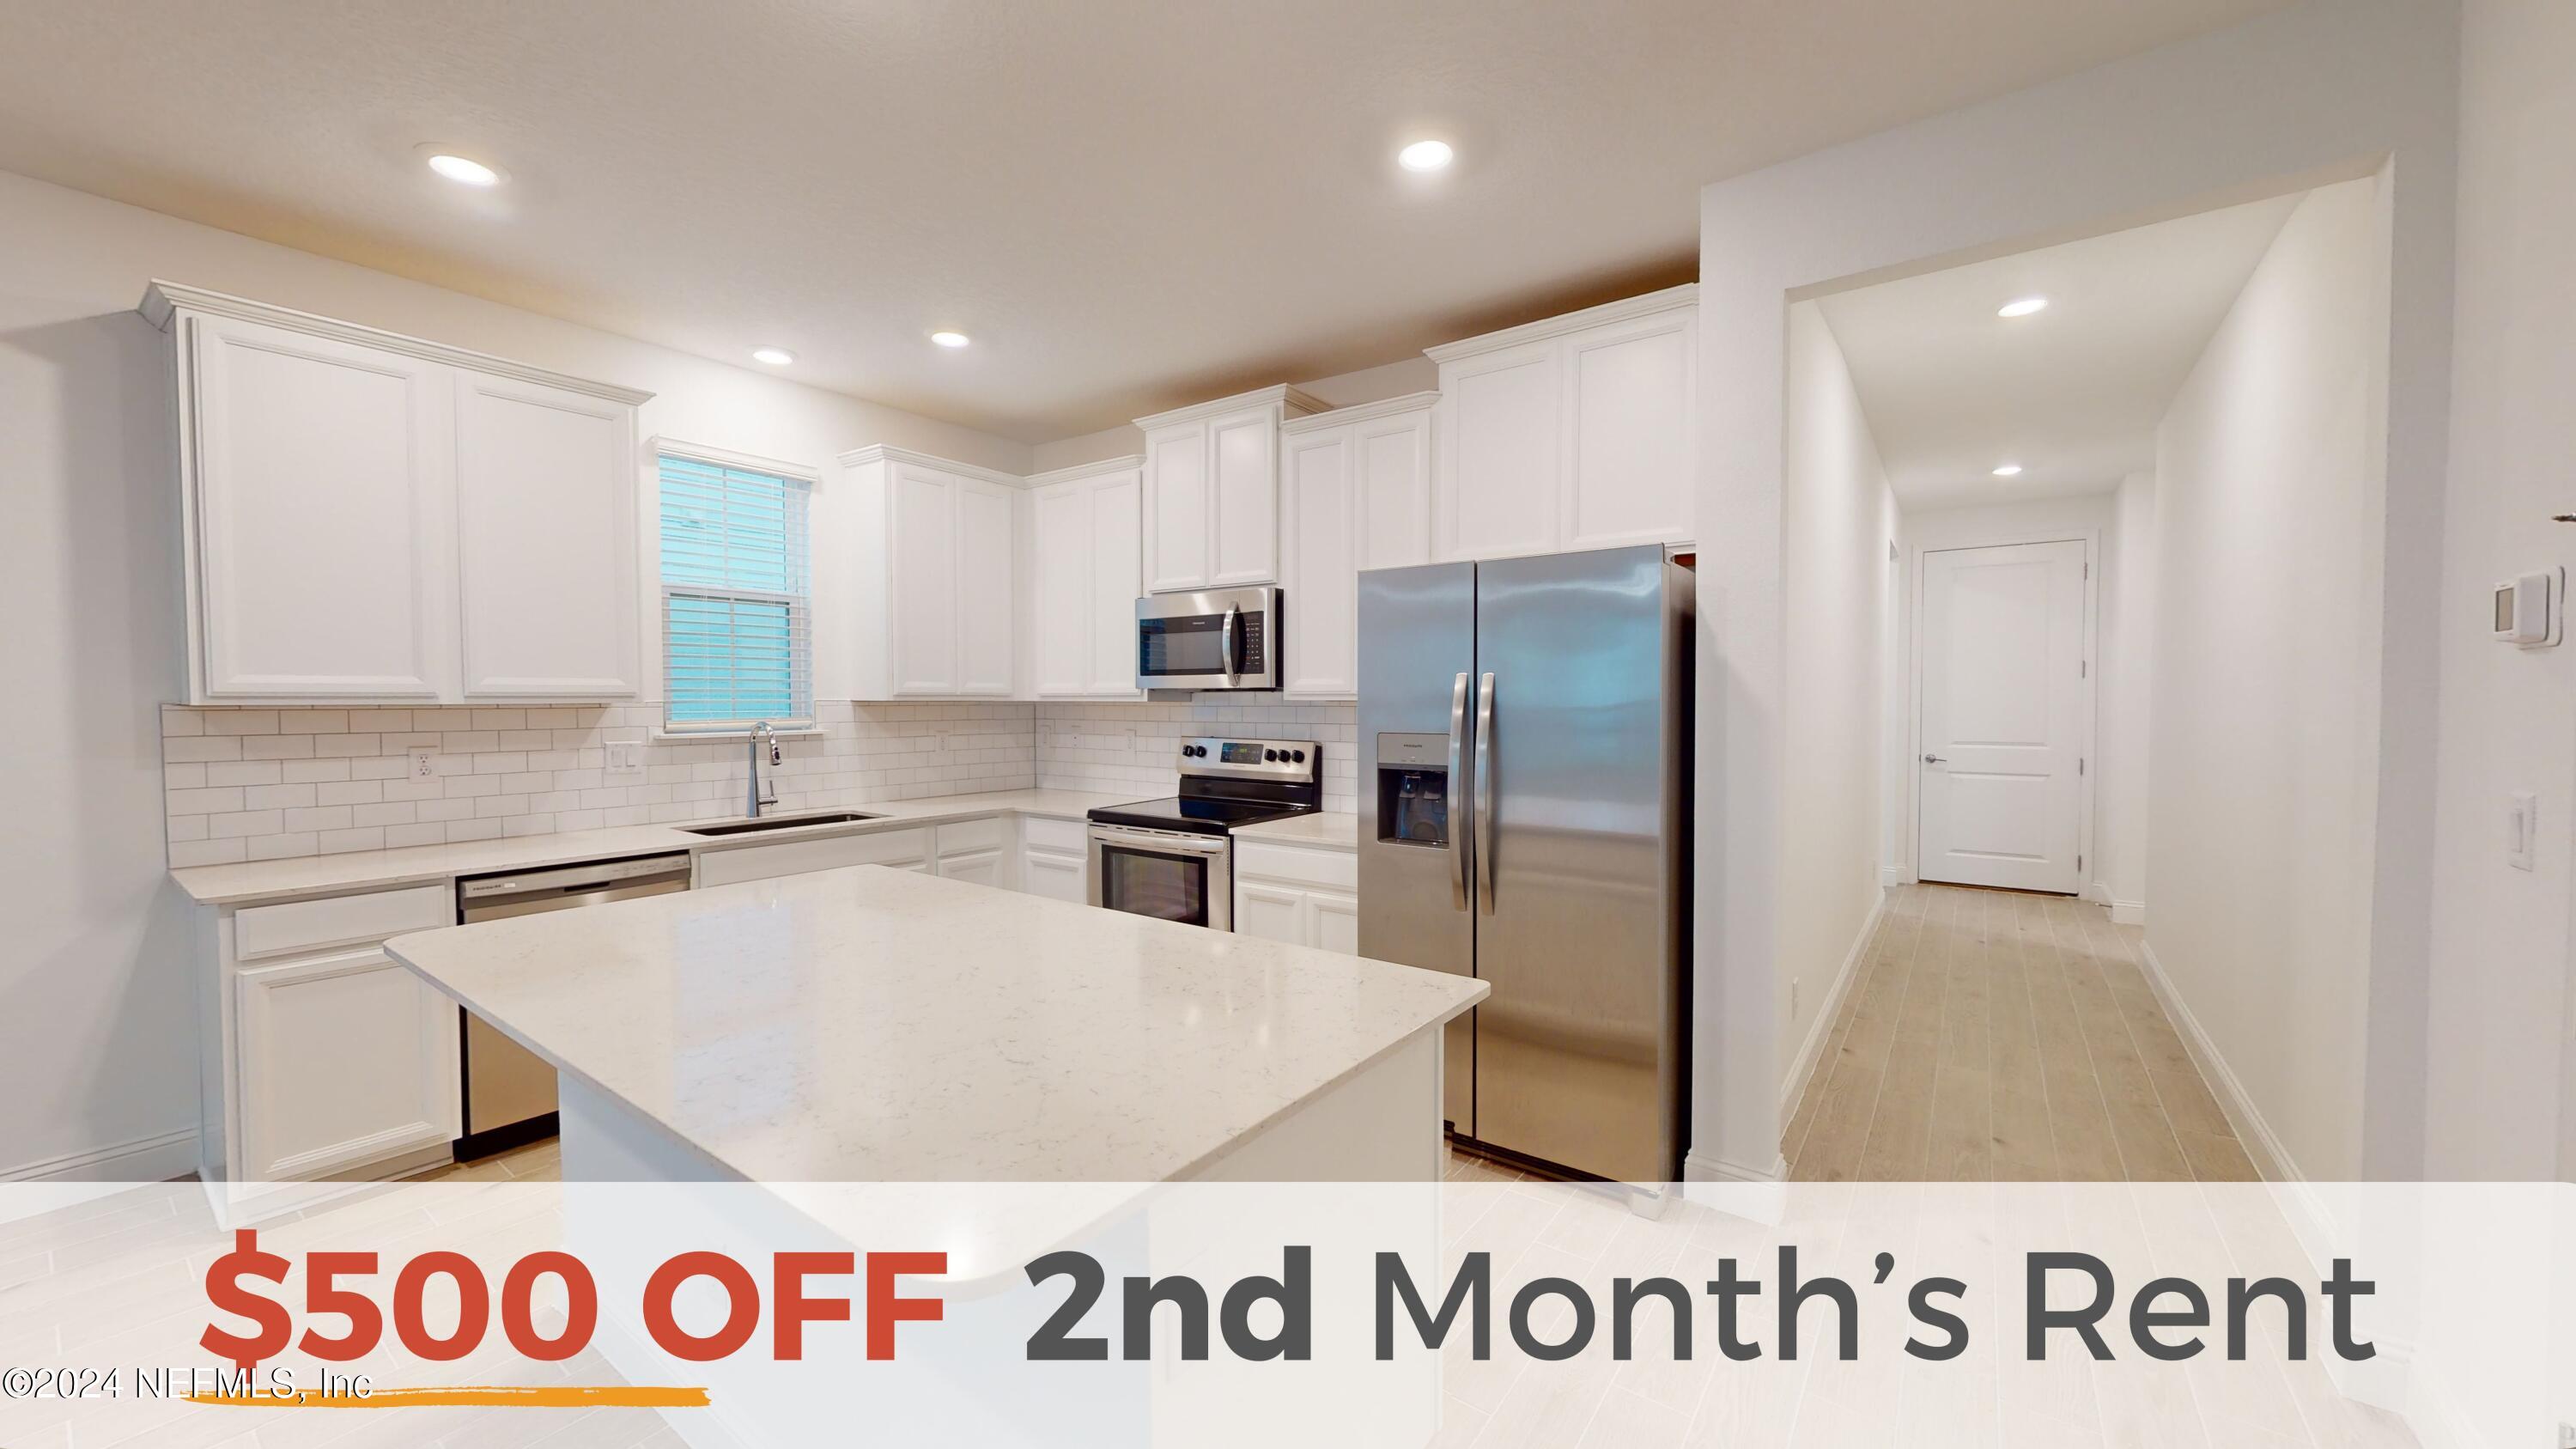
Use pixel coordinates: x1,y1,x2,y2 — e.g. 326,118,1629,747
169,789,1131,906
383,866,1485,1183
1232,812,1358,850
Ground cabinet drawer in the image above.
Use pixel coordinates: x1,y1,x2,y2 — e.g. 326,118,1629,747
234,885,452,961
1023,815,1088,854
1234,841,1358,891
936,817,1005,856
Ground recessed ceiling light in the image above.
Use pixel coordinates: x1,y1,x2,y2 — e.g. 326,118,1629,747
929,331,971,349
751,347,795,366
1992,464,2025,477
422,150,504,187
1997,296,2049,318
1397,140,1455,173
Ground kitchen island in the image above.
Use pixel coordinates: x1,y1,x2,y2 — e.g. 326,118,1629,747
382,863,1484,1184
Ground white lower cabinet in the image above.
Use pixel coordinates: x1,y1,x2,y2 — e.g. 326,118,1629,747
695,826,933,887
203,881,461,1191
1019,814,1091,904
234,947,459,1181
1230,839,1360,953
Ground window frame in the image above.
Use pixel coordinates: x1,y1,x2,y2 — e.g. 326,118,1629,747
650,439,821,735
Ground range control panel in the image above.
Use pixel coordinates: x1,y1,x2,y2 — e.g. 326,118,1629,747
1175,736,1321,782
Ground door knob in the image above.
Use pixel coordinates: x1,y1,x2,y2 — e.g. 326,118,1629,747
1923,754,1947,764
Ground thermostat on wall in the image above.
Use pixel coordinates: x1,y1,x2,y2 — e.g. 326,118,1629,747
2494,569,2561,647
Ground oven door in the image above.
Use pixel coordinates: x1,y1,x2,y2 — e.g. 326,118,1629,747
1135,587,1279,691
1087,822,1233,931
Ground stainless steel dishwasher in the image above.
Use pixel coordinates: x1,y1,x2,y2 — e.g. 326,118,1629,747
452,853,692,1158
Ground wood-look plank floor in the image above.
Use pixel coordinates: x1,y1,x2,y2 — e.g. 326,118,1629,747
1784,883,2259,1183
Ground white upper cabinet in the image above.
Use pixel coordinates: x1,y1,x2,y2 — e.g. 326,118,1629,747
1428,284,1697,561
453,373,641,697
840,445,1025,700
1134,385,1324,594
144,283,651,705
1279,393,1436,700
1027,457,1145,699
184,311,452,699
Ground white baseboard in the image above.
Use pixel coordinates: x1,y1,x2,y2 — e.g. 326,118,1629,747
1880,864,1903,887
2133,940,2340,1245
1780,888,1889,1129
1683,1147,1783,1183
2109,899,2147,926
2,1126,197,1185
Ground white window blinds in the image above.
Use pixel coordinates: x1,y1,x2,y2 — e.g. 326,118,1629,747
658,454,813,730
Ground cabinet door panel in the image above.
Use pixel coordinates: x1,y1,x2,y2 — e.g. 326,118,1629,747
1281,428,1357,698
955,478,1016,696
191,315,447,698
235,948,458,1180
454,374,639,697
1308,889,1360,955
939,849,1005,888
1564,310,1696,550
1437,342,1560,561
1235,881,1306,944
695,827,933,886
1144,423,1208,592
890,465,958,694
1356,411,1434,570
1089,473,1144,697
1030,484,1091,697
1208,405,1279,586
1022,848,1086,903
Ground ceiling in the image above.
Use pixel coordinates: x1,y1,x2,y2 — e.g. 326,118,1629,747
0,0,2289,443
1814,192,2304,510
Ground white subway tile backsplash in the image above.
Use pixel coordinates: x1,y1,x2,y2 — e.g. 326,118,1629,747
162,700,1040,864
1033,696,1357,813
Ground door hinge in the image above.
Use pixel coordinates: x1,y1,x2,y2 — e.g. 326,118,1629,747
2084,561,2090,579
2081,660,2088,679
2079,758,2087,776
2078,853,2085,873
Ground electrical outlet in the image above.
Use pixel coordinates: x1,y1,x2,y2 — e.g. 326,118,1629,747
407,747,437,780
1791,977,1802,1016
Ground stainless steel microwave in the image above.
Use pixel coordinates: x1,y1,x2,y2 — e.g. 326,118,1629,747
1135,586,1279,692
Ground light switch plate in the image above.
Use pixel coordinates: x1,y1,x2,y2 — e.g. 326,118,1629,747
2508,791,2537,872
604,741,644,781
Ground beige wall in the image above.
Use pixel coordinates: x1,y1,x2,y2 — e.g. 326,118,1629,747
1776,302,1899,1116
1028,356,1438,472
2423,0,2576,1183
2101,472,2159,919
2147,176,2386,1183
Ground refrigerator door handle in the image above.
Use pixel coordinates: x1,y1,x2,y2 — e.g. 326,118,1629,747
1473,671,1497,915
1447,671,1472,911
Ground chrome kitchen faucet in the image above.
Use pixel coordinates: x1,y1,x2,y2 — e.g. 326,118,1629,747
747,721,781,817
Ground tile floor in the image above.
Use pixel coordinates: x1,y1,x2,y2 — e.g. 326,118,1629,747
409,1135,562,1184
1783,882,2259,1182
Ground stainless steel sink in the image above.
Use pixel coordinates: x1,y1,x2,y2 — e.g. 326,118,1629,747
681,811,884,837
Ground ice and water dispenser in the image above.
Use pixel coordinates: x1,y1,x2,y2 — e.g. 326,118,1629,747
1376,733,1454,847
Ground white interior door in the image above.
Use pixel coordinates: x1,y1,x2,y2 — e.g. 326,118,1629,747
1917,539,2090,893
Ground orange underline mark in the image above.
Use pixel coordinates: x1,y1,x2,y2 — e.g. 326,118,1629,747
188,1385,710,1409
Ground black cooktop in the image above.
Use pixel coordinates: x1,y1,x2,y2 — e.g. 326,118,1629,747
1086,796,1319,837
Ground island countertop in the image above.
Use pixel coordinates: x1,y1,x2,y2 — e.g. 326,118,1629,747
383,866,1485,1183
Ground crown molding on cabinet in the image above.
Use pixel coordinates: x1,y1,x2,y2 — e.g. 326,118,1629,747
1132,382,1328,432
648,436,823,484
1279,390,1441,434
833,442,1028,490
137,281,656,407
1026,454,1145,487
1424,283,1699,364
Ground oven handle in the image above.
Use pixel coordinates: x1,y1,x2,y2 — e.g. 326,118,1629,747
1086,822,1232,858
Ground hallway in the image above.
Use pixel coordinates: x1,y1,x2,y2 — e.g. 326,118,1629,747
1785,883,2258,1181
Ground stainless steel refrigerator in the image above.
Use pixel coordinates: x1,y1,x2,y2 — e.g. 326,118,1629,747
1358,545,1692,1184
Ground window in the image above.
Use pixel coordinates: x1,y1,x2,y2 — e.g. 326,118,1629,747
657,450,814,731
